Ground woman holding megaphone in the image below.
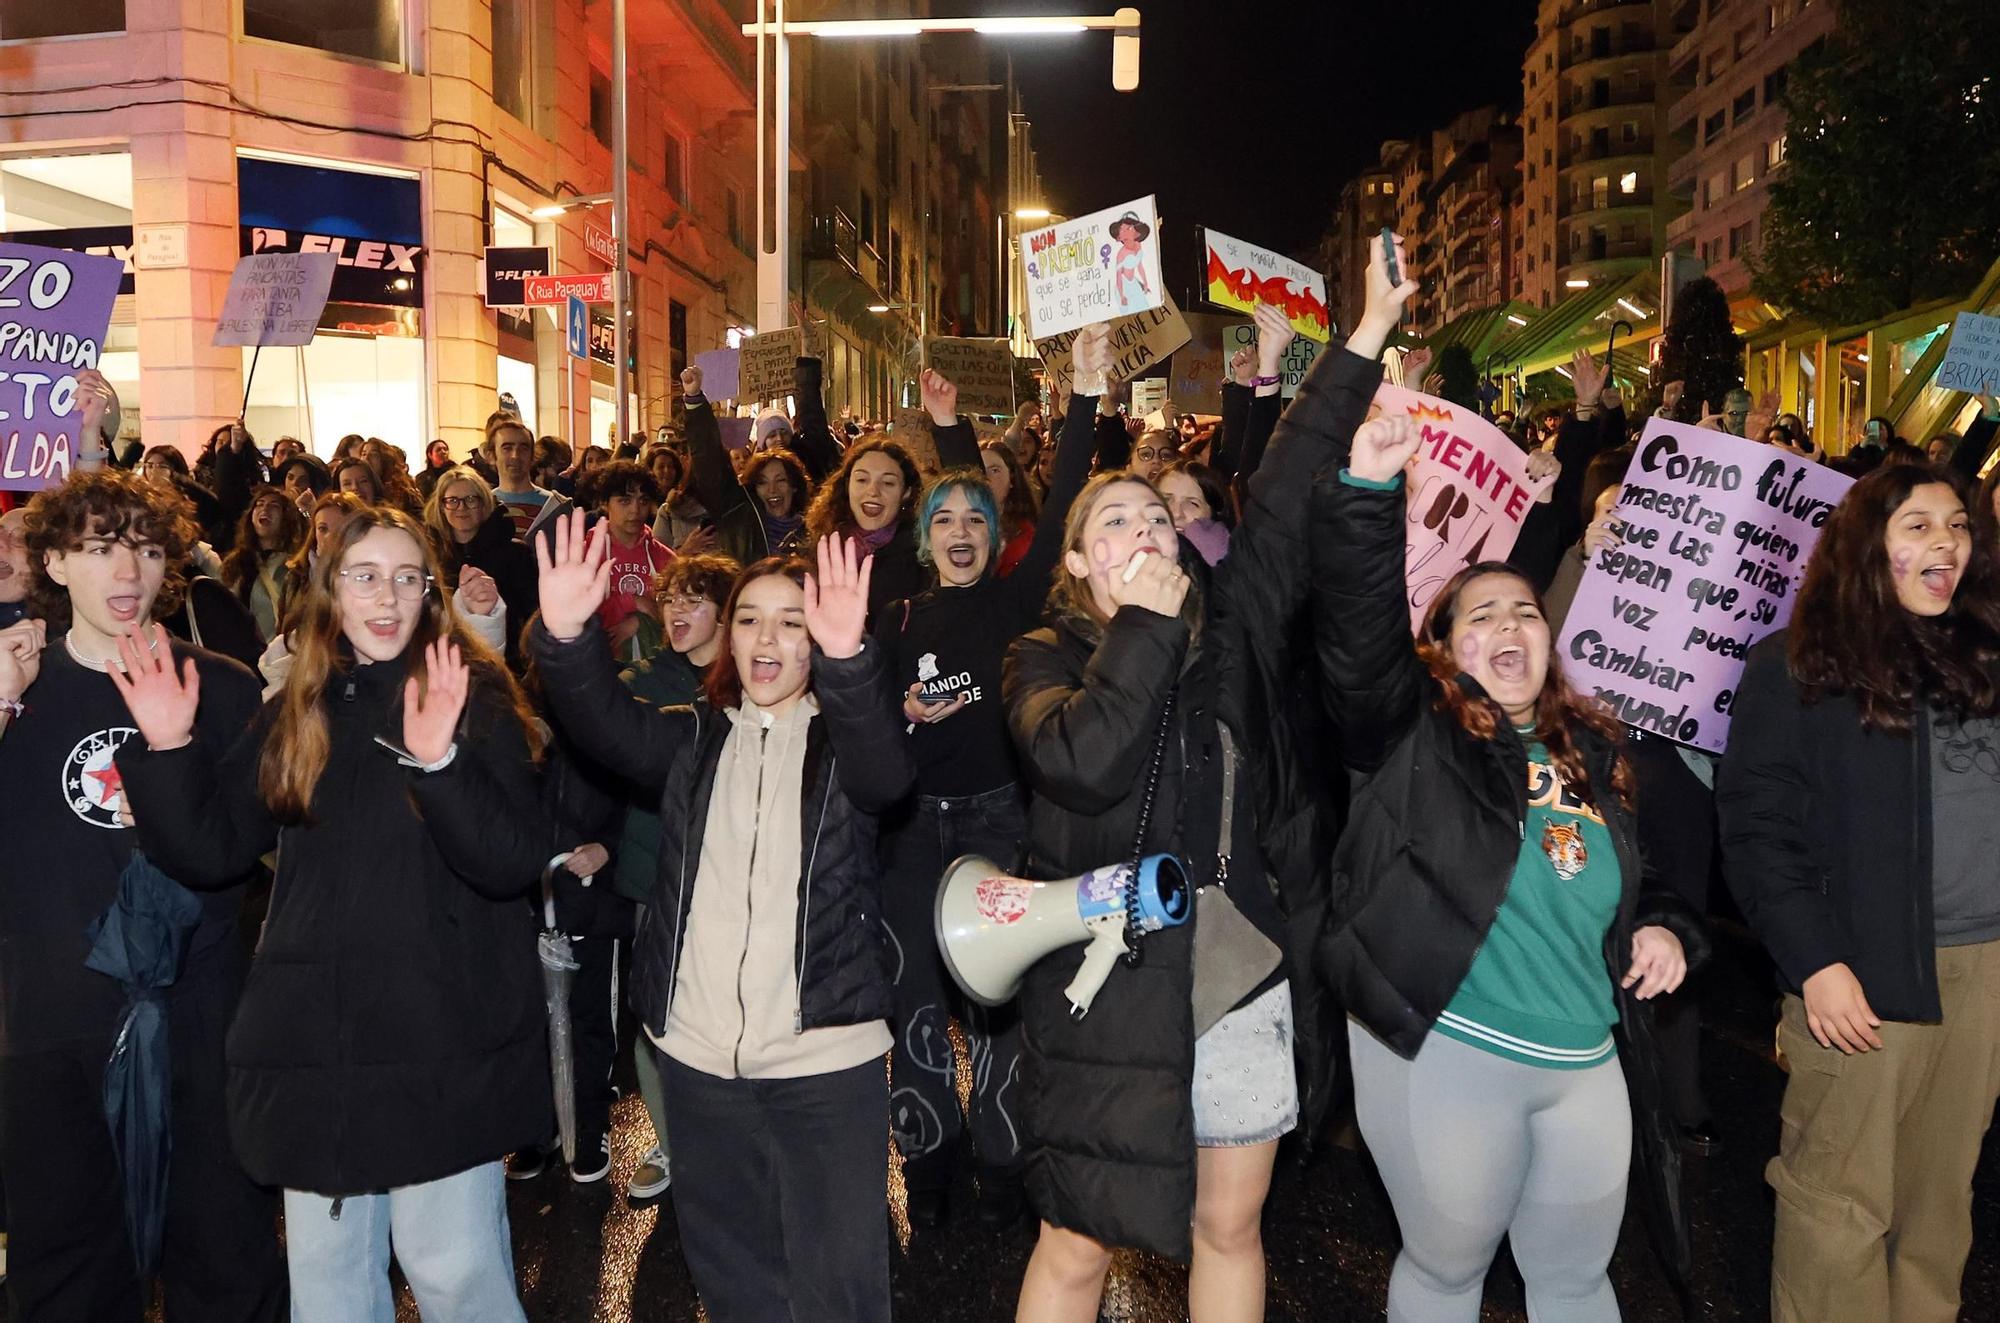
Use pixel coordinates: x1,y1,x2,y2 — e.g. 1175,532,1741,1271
1309,411,1705,1321
529,519,913,1323
1001,236,1415,1323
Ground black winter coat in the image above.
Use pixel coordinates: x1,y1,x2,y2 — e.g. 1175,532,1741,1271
687,359,847,573
1717,632,1958,1022
1000,345,1384,1260
443,507,538,666
529,620,915,1040
116,652,553,1196
1309,472,1709,1297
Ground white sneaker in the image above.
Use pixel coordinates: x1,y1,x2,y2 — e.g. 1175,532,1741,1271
626,1144,671,1199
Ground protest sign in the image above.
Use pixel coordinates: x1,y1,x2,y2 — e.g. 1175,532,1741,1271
739,328,800,405
1936,310,2000,395
1035,295,1191,400
1219,321,1322,398
1023,196,1164,340
1201,228,1331,343
0,242,124,492
694,348,740,401
892,407,944,476
1130,378,1168,416
1168,312,1232,415
213,253,337,347
924,337,1018,415
718,415,754,454
1557,419,1853,753
1370,383,1551,630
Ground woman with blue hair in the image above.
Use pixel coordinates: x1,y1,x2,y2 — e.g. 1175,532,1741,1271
871,327,1109,1231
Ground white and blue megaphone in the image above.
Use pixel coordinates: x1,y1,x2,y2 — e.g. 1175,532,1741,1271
935,854,1190,1019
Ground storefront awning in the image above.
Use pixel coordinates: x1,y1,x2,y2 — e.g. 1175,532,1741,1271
1420,300,1539,366
1493,270,1660,382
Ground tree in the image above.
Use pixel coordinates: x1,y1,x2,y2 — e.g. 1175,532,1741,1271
1750,0,2000,326
1653,276,1744,419
1435,345,1480,410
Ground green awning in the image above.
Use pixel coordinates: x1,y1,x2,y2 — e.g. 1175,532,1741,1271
1493,270,1660,381
1420,300,1539,365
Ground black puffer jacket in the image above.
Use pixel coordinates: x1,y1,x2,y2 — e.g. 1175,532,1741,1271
117,652,553,1196
1001,344,1384,1260
1309,472,1709,1295
442,506,537,666
530,620,914,1038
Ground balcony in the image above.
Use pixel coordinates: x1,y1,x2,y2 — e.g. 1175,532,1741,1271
1559,36,1657,73
806,207,887,297
1560,189,1656,219
1561,137,1656,170
1564,237,1655,266
1668,24,1703,74
1666,149,1701,192
1561,82,1657,116
1557,0,1655,29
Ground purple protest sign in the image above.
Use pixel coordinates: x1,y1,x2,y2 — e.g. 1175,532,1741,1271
1369,383,1551,630
0,241,125,492
1556,418,1854,753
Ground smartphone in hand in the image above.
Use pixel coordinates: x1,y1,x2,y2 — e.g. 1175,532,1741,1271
1380,227,1400,288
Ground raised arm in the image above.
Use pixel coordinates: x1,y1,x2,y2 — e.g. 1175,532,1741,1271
921,368,983,471
804,534,914,812
1006,326,1112,612
788,357,843,484
1308,416,1432,773
529,510,690,789
682,368,753,522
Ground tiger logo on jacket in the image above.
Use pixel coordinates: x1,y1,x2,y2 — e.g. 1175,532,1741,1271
1541,820,1589,881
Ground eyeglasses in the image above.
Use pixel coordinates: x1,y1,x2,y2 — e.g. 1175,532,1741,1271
660,593,715,612
337,568,432,600
440,496,481,510
1133,446,1168,463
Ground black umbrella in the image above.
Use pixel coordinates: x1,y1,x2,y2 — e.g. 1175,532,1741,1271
84,850,204,1278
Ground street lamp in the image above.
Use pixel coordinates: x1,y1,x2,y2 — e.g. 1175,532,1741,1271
529,193,611,220
742,6,1141,335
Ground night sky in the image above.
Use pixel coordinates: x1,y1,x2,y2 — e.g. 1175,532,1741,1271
960,0,1537,287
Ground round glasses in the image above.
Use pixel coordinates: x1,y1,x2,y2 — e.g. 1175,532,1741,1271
440,495,481,510
660,593,714,612
337,568,432,601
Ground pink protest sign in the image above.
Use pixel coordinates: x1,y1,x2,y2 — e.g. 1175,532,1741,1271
1556,419,1853,753
0,242,125,492
1369,384,1550,629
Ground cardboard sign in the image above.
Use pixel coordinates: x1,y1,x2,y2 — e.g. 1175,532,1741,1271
891,407,944,477
738,329,800,405
1201,227,1331,342
1168,311,1233,415
924,337,1018,415
1936,310,2000,395
1369,383,1552,630
1023,195,1164,340
1557,420,1853,753
1219,322,1322,398
482,245,550,307
1035,295,1192,401
213,252,337,348
694,348,740,401
0,242,125,491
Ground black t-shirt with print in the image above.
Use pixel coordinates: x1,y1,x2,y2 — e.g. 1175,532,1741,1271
0,636,262,1056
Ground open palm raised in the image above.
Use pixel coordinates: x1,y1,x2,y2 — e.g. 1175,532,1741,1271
535,509,611,639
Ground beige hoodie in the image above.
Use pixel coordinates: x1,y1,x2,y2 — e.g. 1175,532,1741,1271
654,694,891,1079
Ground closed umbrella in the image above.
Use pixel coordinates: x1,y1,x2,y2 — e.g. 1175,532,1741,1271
83,851,203,1277
537,929,581,1167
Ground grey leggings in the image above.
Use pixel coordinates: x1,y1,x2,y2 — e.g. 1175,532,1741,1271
1350,1021,1632,1323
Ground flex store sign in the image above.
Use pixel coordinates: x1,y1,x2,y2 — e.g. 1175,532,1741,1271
245,227,424,307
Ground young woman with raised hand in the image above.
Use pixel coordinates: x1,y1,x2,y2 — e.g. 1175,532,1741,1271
530,514,914,1323
1719,462,2000,1323
1003,240,1414,1323
423,464,537,668
107,505,553,1323
1311,407,1702,1323
806,426,979,618
874,337,1102,1231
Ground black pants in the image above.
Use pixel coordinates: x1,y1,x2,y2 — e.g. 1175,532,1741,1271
1628,731,1716,1128
879,784,1026,1193
661,1052,890,1323
570,934,621,1147
0,949,285,1323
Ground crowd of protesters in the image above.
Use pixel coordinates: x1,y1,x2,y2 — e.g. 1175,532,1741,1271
1,229,1998,1323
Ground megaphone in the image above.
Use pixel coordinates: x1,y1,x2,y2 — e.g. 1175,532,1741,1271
935,854,1190,1019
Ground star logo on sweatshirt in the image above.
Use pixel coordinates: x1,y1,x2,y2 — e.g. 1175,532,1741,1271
63,727,137,830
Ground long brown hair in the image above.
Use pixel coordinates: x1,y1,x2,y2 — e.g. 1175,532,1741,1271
702,556,810,710
258,506,539,822
1046,470,1204,643
1419,560,1634,811
221,484,306,596
980,439,1040,540
804,437,920,544
1789,462,2000,732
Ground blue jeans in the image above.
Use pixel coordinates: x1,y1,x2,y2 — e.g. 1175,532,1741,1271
282,1162,524,1323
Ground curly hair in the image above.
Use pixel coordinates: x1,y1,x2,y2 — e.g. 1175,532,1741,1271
1418,560,1635,811
221,484,307,597
580,458,663,509
804,437,920,545
1789,463,2000,733
655,551,741,607
24,468,199,631
740,449,811,519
